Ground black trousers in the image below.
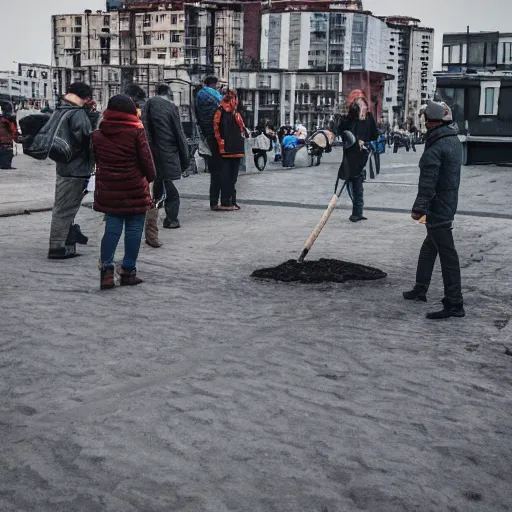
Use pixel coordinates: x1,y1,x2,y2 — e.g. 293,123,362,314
220,158,240,207
207,137,223,208
154,179,180,222
415,225,463,308
347,174,364,217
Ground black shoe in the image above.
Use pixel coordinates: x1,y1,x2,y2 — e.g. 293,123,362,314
48,246,80,259
403,287,427,302
350,215,363,222
163,218,180,229
68,224,88,245
426,307,466,320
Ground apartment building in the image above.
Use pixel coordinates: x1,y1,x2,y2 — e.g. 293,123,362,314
231,1,395,130
52,2,243,111
0,64,55,108
380,16,435,128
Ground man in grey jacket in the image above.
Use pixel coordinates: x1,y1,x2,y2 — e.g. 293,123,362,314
403,101,465,319
48,82,96,259
144,84,189,230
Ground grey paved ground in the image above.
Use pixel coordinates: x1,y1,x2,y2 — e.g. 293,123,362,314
1,148,511,511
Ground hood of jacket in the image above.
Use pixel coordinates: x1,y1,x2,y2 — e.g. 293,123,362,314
99,109,143,136
220,91,238,113
425,123,459,148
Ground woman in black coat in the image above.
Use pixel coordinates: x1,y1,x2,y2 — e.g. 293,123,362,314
338,90,378,222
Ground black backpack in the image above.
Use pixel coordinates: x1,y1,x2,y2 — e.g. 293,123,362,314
20,110,76,162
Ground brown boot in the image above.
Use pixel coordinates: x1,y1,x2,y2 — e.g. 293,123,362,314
145,209,163,248
100,267,115,290
120,268,143,287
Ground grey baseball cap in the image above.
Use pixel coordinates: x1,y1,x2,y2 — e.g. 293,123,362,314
423,101,453,122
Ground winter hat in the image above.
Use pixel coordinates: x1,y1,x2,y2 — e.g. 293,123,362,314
423,101,453,122
107,94,137,115
346,89,368,109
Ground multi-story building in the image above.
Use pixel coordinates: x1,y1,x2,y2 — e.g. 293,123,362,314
442,31,512,72
230,0,395,130
380,16,435,128
0,64,56,108
52,2,244,111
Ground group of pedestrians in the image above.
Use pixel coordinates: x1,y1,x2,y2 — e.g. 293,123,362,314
41,77,247,289
35,79,464,319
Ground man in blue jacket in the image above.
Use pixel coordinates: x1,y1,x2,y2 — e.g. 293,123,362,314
404,101,465,320
195,76,223,209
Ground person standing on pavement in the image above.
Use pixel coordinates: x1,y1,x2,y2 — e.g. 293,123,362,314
403,101,465,320
125,84,162,249
144,84,189,229
213,89,246,211
48,82,97,259
93,95,156,290
337,89,378,223
0,111,18,169
195,76,223,210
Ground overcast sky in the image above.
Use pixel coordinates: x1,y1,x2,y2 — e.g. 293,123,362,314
1,0,511,71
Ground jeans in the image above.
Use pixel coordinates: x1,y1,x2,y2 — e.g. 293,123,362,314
154,179,180,222
220,158,240,207
348,174,364,217
415,225,463,308
207,136,223,208
0,146,13,169
101,213,145,271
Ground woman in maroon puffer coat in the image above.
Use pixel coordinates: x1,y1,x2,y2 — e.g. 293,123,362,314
93,95,156,290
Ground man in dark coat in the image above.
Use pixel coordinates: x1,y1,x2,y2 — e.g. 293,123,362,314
195,76,223,209
48,82,96,259
144,84,189,229
404,101,465,320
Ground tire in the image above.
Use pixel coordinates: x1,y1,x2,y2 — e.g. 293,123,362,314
254,153,266,172
461,142,468,166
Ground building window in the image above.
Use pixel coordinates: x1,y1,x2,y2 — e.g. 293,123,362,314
171,48,180,58
143,33,151,45
171,32,180,43
157,32,165,41
144,50,151,59
75,16,82,26
503,42,512,63
479,81,500,116
171,14,178,25
143,14,151,28
443,45,450,64
60,26,67,33
484,88,495,114
104,16,110,26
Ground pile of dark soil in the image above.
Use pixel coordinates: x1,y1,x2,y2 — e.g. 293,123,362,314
252,259,387,284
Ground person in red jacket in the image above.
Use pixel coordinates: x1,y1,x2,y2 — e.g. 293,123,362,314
213,89,247,211
92,95,156,290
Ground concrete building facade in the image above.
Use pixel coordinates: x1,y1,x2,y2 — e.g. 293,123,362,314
231,1,395,130
380,16,435,128
0,64,56,108
52,2,244,111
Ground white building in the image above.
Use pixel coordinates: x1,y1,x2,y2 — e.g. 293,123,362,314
232,5,395,130
0,64,55,108
379,17,434,127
